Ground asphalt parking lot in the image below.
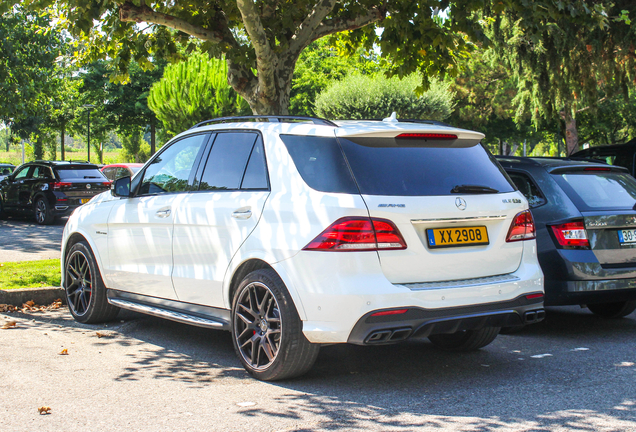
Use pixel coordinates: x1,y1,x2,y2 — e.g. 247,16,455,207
0,217,66,262
1,305,635,432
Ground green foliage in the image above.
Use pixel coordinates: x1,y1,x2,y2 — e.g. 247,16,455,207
577,90,636,145
119,128,147,163
315,74,454,120
148,52,249,136
290,39,381,116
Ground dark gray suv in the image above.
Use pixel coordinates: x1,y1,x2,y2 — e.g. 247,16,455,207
497,156,636,318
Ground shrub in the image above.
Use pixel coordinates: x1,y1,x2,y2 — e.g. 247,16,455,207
315,74,455,121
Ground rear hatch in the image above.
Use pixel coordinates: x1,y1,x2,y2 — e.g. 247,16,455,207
55,166,111,203
335,125,528,284
550,166,636,266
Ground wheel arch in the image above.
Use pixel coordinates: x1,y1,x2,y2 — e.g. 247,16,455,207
61,230,107,289
224,257,308,321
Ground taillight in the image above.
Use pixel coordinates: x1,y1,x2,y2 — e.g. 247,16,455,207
550,221,589,248
396,133,458,140
102,182,112,186
370,309,409,317
51,182,72,190
303,217,407,251
584,167,611,171
506,210,536,242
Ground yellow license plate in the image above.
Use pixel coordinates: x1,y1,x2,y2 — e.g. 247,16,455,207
79,198,90,204
426,226,489,248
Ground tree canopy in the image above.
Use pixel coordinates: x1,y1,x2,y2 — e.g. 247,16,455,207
4,0,499,115
488,0,635,154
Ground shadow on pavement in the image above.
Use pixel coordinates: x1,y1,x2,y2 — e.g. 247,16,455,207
7,304,636,430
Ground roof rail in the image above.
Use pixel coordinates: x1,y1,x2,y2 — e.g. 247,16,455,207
190,115,338,129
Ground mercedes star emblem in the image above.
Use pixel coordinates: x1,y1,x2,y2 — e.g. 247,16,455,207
455,197,467,210
86,184,91,189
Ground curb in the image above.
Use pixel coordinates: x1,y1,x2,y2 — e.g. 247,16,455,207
0,287,65,307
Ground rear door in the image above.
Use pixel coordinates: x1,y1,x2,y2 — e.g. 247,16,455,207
336,132,527,284
172,132,270,307
3,165,32,209
105,133,210,299
551,167,636,265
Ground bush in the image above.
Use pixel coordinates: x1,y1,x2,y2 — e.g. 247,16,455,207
315,74,455,121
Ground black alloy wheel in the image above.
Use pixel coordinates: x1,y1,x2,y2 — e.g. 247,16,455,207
65,249,93,317
234,281,282,371
231,269,319,381
63,241,119,324
34,197,53,225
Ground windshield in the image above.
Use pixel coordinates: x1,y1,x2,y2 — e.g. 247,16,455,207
338,138,515,196
57,168,106,180
553,172,636,210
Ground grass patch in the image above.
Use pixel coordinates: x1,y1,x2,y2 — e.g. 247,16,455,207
0,259,61,290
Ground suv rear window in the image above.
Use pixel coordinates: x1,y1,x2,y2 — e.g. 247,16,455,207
553,172,636,210
56,168,105,180
338,138,514,196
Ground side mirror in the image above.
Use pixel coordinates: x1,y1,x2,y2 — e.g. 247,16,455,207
111,176,131,197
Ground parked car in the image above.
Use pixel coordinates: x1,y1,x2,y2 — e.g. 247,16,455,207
497,156,636,319
100,163,143,181
61,115,545,381
0,163,14,181
571,138,636,177
0,161,111,224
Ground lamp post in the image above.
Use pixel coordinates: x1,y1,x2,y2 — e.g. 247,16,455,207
82,104,95,163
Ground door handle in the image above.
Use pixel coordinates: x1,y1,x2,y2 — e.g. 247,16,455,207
232,208,252,220
156,208,171,218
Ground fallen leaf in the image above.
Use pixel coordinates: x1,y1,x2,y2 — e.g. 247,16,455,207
96,332,104,338
25,300,35,307
38,406,51,415
1,321,17,329
58,349,68,355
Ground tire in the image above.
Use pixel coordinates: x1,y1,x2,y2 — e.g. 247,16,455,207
34,197,54,225
64,241,119,324
429,327,501,351
231,269,320,381
587,301,636,319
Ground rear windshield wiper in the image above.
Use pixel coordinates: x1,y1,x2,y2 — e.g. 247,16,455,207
451,184,499,194
83,176,101,179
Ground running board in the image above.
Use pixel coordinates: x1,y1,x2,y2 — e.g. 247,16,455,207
108,298,229,330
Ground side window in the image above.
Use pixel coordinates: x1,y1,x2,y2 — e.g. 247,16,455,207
138,134,208,196
116,167,130,180
31,166,41,179
101,168,114,181
241,136,269,190
14,166,31,180
508,172,547,208
199,132,258,191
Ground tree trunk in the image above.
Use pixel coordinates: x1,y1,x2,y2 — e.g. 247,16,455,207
34,134,44,160
60,122,65,161
563,106,579,156
150,122,156,155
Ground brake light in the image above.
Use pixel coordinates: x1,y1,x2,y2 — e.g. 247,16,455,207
370,309,409,317
584,167,611,171
550,221,589,248
506,210,536,242
303,217,407,251
396,133,458,140
51,182,72,190
526,293,544,300
102,181,112,186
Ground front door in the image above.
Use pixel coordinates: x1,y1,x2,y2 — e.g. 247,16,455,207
104,133,210,299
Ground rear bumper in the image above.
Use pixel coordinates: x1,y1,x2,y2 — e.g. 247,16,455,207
347,295,545,345
542,249,636,305
545,278,636,306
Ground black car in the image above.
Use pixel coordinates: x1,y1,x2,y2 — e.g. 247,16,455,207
0,161,111,225
571,138,636,177
497,156,636,318
0,163,14,180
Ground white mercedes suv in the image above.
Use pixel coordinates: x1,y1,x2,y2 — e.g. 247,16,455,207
61,115,544,380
